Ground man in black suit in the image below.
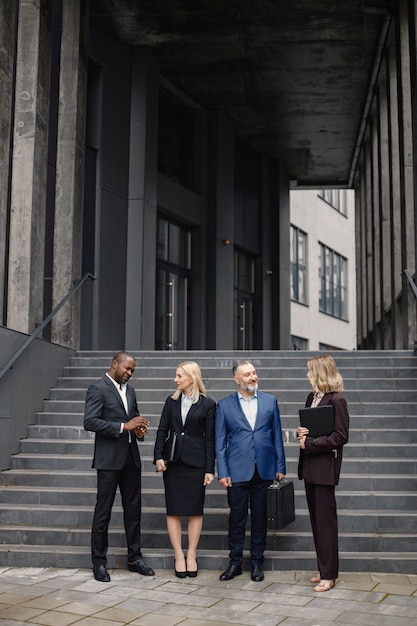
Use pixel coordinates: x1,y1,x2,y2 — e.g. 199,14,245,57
84,351,154,582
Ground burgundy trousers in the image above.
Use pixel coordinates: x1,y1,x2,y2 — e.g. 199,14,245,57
304,481,339,580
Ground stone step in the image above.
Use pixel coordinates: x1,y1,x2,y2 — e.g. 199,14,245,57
17,436,417,459
55,375,417,391
10,453,417,475
0,501,414,535
0,542,416,573
62,356,416,372
2,466,417,491
34,410,417,431
0,523,415,554
68,352,417,367
49,386,417,402
24,423,417,444
40,398,417,416
0,505,413,532
1,481,416,510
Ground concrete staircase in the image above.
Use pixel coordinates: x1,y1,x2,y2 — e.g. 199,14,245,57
0,350,416,573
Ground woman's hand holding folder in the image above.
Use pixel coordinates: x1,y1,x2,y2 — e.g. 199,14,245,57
297,426,309,449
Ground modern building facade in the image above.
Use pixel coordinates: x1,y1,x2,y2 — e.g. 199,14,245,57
0,0,416,356
290,190,357,351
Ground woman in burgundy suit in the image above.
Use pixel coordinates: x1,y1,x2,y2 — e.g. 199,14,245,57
297,354,349,592
154,361,216,578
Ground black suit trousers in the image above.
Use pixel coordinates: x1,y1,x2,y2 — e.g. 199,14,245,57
91,444,142,566
226,467,270,566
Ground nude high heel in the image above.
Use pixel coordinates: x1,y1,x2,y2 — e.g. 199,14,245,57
313,579,336,592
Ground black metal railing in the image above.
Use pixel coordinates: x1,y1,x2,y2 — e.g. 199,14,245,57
0,272,95,382
403,268,417,299
403,269,417,354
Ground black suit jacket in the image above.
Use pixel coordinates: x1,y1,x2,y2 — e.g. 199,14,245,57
153,395,216,472
84,375,141,470
298,391,349,486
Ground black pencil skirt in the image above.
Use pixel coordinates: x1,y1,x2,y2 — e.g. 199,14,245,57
163,461,206,516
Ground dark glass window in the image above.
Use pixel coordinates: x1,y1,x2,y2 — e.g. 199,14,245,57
319,189,348,216
155,216,191,350
319,243,347,320
158,88,195,190
291,225,307,304
156,217,190,268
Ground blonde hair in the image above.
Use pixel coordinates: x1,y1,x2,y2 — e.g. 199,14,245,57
171,361,207,402
307,354,344,393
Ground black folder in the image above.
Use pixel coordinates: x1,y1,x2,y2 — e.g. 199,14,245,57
299,405,334,437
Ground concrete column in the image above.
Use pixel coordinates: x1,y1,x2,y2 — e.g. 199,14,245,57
412,0,417,274
7,0,51,334
259,156,273,349
378,78,392,347
125,48,159,349
387,46,402,347
51,0,89,348
212,114,235,349
354,169,367,347
0,1,18,322
270,160,291,350
364,142,374,343
397,0,416,348
371,116,381,346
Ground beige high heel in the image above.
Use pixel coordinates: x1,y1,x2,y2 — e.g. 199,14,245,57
310,572,320,583
313,579,336,592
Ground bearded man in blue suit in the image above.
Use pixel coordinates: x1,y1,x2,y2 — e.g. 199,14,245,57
215,360,286,582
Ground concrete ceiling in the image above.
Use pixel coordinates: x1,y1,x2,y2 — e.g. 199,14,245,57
89,0,394,188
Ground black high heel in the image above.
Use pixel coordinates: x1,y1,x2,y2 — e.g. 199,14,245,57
186,558,198,578
175,556,187,578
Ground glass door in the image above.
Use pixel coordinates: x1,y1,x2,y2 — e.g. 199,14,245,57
155,216,191,350
156,269,188,350
234,250,255,350
235,293,254,350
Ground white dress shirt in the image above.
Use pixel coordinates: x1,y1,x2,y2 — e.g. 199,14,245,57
238,391,258,430
106,373,130,440
181,394,194,424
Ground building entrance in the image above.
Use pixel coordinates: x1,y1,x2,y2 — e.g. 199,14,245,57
155,216,191,350
234,250,255,350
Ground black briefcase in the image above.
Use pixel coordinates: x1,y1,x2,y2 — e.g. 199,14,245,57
266,480,295,529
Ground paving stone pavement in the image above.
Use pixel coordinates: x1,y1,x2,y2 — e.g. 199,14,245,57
1,567,417,625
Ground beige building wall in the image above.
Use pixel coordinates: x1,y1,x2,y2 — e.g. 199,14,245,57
290,189,357,351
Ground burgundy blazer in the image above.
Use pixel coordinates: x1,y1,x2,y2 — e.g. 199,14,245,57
297,391,349,486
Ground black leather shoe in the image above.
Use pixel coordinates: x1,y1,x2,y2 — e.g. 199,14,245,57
128,558,155,576
219,564,242,581
251,565,264,582
93,564,110,582
175,569,187,578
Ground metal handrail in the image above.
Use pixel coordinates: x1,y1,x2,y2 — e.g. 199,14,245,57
403,268,417,300
0,272,95,382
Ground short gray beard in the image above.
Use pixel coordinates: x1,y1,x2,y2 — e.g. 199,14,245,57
240,382,258,393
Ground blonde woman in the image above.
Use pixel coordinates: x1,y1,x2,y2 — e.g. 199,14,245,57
297,354,349,592
154,362,216,578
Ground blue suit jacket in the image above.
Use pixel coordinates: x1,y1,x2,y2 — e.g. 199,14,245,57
215,390,286,482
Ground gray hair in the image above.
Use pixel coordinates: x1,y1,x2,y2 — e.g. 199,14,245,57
232,360,253,376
